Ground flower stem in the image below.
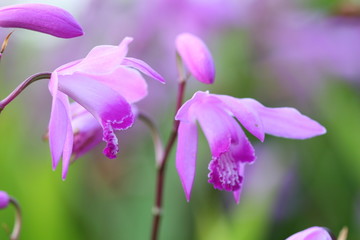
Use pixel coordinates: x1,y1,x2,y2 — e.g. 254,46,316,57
9,198,21,240
150,80,186,240
0,72,51,114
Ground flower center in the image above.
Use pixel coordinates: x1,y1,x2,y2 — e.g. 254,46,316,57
102,122,119,159
208,151,242,191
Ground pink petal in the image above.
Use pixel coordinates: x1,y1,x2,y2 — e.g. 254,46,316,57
48,73,73,171
176,33,215,84
176,122,198,202
215,94,265,142
195,104,232,157
0,3,83,38
122,57,166,83
57,73,134,159
286,226,333,240
83,66,148,103
240,98,326,139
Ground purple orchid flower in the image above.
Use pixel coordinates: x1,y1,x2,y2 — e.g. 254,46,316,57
176,32,215,84
286,226,335,240
0,3,83,38
0,191,10,209
49,37,165,179
175,91,326,203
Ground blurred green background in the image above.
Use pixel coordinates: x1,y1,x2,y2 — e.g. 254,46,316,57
1,0,360,239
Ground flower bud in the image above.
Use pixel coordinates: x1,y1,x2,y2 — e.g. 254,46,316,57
0,191,10,209
176,33,215,84
0,3,83,38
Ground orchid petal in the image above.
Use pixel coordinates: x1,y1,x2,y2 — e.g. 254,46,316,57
57,73,133,129
82,66,148,103
195,104,232,157
240,98,327,139
232,163,246,204
122,57,165,83
286,226,333,240
0,3,83,38
176,33,215,84
215,94,265,142
176,121,198,201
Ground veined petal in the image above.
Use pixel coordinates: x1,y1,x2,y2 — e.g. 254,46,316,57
176,33,215,84
176,121,198,202
122,57,165,83
0,3,83,38
81,66,148,103
286,226,334,240
215,94,265,142
240,98,327,139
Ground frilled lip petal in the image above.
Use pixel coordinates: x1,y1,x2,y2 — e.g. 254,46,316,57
286,226,334,240
0,3,83,38
176,33,215,84
176,121,198,201
122,57,166,83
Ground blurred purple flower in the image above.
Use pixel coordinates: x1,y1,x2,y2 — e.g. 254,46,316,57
286,226,335,240
176,33,215,84
48,37,164,179
0,191,10,209
0,3,83,38
175,91,326,203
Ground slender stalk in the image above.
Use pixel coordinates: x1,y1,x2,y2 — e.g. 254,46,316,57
138,113,164,166
9,198,21,240
150,80,186,240
0,72,51,113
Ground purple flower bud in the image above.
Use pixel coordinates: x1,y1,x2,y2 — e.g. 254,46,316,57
176,33,215,84
0,191,10,209
0,3,83,38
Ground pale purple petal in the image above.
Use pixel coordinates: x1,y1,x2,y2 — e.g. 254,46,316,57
83,66,148,103
67,39,132,75
0,3,83,38
286,226,333,240
70,103,103,160
195,104,232,157
48,73,73,171
233,163,246,204
122,57,165,83
240,98,326,139
0,191,10,209
176,33,215,84
57,73,134,159
215,94,265,141
176,121,198,201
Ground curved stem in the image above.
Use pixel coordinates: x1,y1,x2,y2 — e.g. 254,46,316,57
151,80,186,240
0,72,51,113
138,113,164,166
9,198,21,240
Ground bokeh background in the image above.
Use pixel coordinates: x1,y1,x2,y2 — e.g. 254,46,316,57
1,0,360,239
